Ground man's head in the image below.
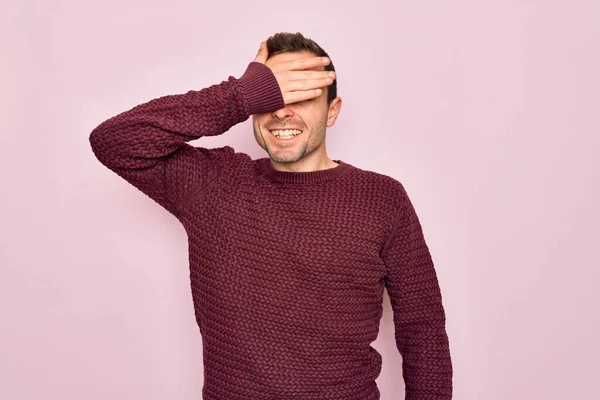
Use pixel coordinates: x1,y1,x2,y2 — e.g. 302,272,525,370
252,32,342,169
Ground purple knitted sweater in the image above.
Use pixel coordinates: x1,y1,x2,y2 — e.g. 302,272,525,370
89,61,452,399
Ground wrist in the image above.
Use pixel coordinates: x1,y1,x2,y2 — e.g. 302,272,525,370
237,62,284,115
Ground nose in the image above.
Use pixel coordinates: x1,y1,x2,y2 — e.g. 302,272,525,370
272,105,295,120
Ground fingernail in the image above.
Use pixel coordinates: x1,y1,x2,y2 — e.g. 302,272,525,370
328,71,335,77
322,57,329,63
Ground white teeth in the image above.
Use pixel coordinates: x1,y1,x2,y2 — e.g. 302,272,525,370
270,129,302,138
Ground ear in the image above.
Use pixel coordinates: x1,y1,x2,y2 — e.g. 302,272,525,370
326,96,342,128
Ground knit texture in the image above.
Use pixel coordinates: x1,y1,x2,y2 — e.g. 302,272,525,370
89,61,453,399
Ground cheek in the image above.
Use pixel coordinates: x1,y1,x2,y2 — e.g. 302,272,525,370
252,116,264,131
306,107,329,128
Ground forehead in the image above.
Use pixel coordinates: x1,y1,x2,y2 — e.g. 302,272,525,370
265,50,325,72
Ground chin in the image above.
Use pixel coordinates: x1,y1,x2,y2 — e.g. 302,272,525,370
269,153,303,164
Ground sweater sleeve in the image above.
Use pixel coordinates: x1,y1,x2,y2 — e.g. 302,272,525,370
89,61,284,217
381,184,453,399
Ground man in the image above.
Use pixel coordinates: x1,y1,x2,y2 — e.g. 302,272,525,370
89,32,453,399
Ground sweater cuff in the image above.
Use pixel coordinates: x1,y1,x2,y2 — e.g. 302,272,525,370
237,62,285,115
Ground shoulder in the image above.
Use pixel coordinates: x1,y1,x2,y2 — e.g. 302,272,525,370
345,162,410,207
184,144,252,167
173,145,254,180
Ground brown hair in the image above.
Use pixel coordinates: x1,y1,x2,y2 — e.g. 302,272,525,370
266,32,337,105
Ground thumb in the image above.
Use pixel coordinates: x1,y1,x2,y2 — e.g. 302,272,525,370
254,41,268,64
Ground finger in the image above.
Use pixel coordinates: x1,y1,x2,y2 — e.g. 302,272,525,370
285,70,336,81
283,77,334,93
283,88,324,105
272,56,330,72
254,41,268,64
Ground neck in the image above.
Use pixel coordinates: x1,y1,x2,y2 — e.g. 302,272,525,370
269,150,338,173
260,158,351,184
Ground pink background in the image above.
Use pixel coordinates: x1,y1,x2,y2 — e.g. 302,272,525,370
2,1,599,399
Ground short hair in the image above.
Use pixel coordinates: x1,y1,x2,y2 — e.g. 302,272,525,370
266,32,337,105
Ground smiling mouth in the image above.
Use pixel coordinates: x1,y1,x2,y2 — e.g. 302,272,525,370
269,129,303,140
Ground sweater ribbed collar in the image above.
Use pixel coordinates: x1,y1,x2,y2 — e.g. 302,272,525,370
259,158,353,184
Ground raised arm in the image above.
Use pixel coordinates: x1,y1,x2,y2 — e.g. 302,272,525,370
381,184,453,399
89,61,283,217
